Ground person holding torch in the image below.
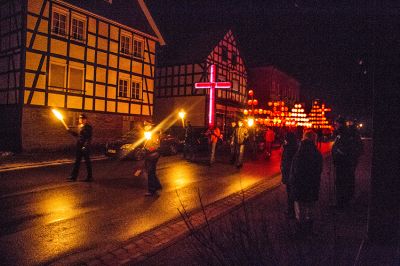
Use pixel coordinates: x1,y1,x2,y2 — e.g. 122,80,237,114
66,113,93,182
143,121,162,196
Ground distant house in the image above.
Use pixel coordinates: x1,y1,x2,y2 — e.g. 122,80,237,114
248,66,300,107
154,29,247,132
0,0,165,152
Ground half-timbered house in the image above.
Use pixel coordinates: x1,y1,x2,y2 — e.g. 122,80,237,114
0,0,164,151
154,29,247,134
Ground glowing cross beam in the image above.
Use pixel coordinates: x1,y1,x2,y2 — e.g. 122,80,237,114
195,64,231,128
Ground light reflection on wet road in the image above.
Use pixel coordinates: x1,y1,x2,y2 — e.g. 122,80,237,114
0,148,293,265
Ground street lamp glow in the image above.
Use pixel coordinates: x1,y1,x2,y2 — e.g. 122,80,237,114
247,118,254,127
359,123,363,128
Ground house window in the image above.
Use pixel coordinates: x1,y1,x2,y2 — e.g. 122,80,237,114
49,63,66,88
222,46,228,61
52,11,67,36
231,53,237,66
133,39,143,58
71,17,85,41
69,67,84,92
118,79,129,97
120,35,131,55
131,80,141,100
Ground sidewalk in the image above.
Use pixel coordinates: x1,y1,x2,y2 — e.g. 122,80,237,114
0,150,107,173
136,139,398,265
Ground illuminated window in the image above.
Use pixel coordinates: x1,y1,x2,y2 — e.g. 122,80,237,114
120,35,131,55
69,67,83,92
118,79,129,97
133,39,143,58
52,11,67,36
49,63,66,88
222,46,228,61
71,17,85,41
131,80,141,99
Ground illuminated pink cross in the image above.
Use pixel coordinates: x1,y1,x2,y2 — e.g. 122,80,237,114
195,64,231,128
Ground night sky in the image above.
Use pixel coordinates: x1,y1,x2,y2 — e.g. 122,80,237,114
145,1,396,121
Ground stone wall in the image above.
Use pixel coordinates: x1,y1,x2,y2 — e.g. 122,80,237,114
21,106,149,151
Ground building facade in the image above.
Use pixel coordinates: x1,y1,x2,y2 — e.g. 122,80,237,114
0,0,164,151
154,30,247,133
248,66,300,107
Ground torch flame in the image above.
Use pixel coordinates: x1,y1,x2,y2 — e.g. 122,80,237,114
144,131,152,140
52,108,69,130
52,109,63,120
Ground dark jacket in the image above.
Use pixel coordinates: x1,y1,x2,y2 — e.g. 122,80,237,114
281,133,298,184
290,139,323,202
69,124,92,149
184,125,195,145
332,125,363,166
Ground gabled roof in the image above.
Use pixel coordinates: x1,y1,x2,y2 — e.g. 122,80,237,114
157,27,231,67
61,0,164,43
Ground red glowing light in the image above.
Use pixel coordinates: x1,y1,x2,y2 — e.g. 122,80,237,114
248,90,254,96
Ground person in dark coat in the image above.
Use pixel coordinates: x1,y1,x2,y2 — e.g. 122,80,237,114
290,130,323,235
332,117,363,209
280,131,298,218
229,121,238,164
232,120,249,168
67,113,93,182
183,121,196,161
143,123,162,196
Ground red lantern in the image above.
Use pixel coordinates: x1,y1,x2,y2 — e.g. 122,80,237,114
248,100,253,105
253,99,258,106
268,102,272,106
254,109,259,114
243,109,248,115
259,109,263,114
248,90,254,96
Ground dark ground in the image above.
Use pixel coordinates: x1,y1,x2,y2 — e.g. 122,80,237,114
138,139,399,266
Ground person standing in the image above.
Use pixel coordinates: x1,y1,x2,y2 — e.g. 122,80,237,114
265,127,275,159
229,121,238,164
143,123,162,196
332,117,363,209
280,132,298,219
67,113,93,182
232,120,249,168
206,125,222,165
183,121,196,161
290,130,323,236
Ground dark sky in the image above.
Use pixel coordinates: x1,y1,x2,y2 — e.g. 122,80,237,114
146,1,396,120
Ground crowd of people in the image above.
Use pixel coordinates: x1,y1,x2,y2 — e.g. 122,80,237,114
65,113,363,223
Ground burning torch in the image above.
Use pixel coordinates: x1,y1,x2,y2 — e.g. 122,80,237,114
178,110,186,128
52,109,69,130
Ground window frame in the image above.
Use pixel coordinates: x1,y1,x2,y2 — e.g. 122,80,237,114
131,79,142,100
68,65,84,93
120,33,131,55
221,46,228,62
71,14,86,42
118,78,129,98
49,62,67,90
51,7,68,37
133,38,144,58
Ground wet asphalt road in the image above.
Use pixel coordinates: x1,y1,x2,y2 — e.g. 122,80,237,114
0,150,285,265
